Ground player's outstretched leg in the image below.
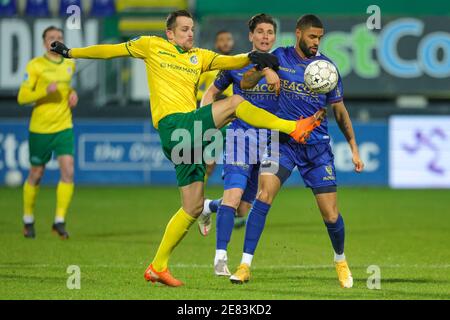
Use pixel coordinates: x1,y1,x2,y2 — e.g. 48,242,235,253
211,96,326,144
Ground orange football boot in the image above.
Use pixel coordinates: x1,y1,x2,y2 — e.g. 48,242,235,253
289,108,327,144
144,264,184,287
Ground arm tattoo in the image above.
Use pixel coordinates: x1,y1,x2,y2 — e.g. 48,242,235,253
241,68,264,88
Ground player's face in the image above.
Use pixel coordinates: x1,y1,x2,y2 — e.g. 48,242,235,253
296,27,324,57
167,16,195,51
249,23,276,53
215,32,234,55
44,30,64,53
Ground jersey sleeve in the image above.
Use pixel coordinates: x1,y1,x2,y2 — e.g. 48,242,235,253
125,36,152,59
199,48,219,73
326,71,344,104
214,70,233,91
17,61,47,105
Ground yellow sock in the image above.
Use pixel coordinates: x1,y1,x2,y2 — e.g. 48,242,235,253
152,207,196,272
236,100,296,134
23,181,39,222
55,181,74,222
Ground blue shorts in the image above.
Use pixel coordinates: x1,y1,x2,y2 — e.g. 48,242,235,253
222,126,268,204
223,163,259,203
261,140,337,190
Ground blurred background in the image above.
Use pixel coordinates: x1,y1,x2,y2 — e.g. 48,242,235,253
1,0,449,188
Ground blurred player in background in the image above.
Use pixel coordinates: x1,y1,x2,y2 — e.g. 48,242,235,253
197,30,235,103
198,14,279,276
17,26,78,240
50,10,324,287
229,15,364,288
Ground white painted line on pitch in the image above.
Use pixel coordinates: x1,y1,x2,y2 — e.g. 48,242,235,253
0,264,449,269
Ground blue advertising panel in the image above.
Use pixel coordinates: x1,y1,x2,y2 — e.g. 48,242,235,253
281,122,388,187
0,120,388,186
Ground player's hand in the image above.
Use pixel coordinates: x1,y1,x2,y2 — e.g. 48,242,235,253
352,153,364,173
50,41,71,58
248,51,279,71
69,90,78,108
47,82,58,94
262,68,280,95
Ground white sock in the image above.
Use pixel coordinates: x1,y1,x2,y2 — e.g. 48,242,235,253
201,199,212,216
54,216,65,224
241,253,253,266
23,215,34,224
334,252,346,262
214,249,227,264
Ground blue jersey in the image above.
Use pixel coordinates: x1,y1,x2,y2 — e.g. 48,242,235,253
214,64,279,131
273,47,344,144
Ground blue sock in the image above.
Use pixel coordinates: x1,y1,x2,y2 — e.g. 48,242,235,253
209,199,222,213
216,205,236,250
324,214,345,255
243,199,271,254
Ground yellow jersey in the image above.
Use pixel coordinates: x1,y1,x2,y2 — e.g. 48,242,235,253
124,36,245,128
196,69,233,102
70,35,250,128
17,55,75,134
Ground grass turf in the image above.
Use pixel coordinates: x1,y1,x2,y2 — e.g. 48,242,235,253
0,186,449,300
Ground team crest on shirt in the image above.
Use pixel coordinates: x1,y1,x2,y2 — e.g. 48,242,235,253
325,165,333,176
67,67,73,75
190,55,198,65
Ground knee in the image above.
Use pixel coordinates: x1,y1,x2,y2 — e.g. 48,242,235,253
230,94,244,107
322,208,339,223
184,199,204,218
222,190,243,210
28,167,45,185
256,189,274,205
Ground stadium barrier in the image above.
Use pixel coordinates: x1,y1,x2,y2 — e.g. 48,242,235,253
1,119,389,187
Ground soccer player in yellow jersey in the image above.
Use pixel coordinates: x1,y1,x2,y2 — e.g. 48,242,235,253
17,26,78,240
50,10,325,287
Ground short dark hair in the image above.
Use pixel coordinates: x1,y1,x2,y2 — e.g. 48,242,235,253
296,14,323,30
166,10,193,30
42,26,63,40
215,30,232,39
248,13,277,33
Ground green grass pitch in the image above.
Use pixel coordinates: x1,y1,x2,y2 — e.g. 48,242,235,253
0,186,449,300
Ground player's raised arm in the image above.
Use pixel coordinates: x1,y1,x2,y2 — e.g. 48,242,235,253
207,51,279,72
50,41,130,59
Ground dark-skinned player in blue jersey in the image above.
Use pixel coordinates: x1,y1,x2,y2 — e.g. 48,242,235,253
229,14,364,288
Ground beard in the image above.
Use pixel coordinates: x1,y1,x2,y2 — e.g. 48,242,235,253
299,39,316,58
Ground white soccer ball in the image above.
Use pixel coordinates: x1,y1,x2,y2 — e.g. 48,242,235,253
4,170,23,187
304,59,338,94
